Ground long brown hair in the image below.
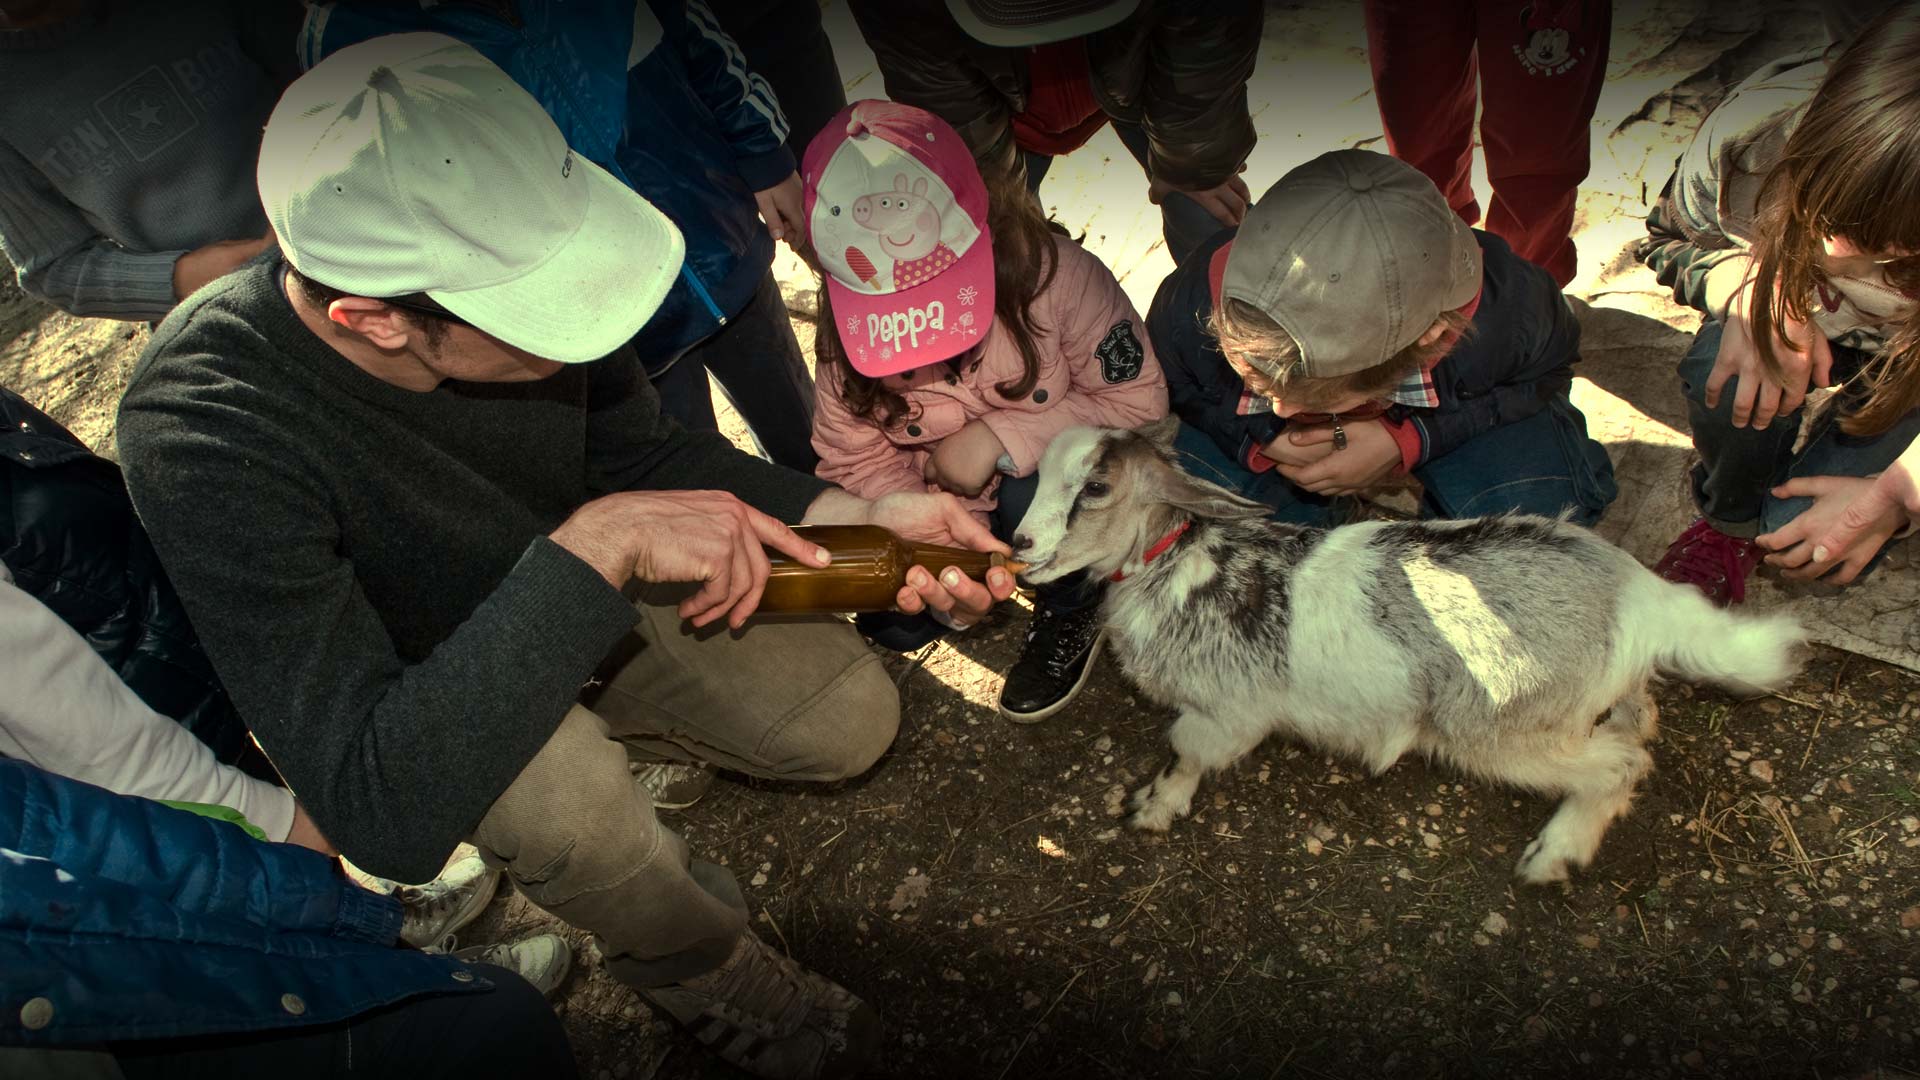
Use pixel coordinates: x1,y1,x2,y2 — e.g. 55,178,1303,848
1748,5,1920,435
814,164,1060,428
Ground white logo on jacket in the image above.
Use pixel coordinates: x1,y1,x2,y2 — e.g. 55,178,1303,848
867,301,946,350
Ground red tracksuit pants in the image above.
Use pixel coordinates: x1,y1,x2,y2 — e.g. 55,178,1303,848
1363,0,1612,287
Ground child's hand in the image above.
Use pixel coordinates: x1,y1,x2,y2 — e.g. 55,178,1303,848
1275,420,1401,495
753,172,807,247
1756,474,1908,583
923,420,1008,498
1260,426,1339,469
1709,274,1834,430
1758,434,1920,580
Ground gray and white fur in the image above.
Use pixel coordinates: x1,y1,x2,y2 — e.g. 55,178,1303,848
1013,418,1807,884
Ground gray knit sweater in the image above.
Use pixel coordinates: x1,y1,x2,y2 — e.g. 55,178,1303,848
117,254,831,881
0,0,302,319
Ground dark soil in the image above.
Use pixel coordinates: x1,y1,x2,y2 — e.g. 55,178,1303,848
469,608,1920,1080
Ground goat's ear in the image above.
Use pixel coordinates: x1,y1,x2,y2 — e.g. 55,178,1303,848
1135,415,1180,451
1152,466,1271,522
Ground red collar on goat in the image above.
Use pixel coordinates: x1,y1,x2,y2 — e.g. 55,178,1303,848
1111,520,1192,582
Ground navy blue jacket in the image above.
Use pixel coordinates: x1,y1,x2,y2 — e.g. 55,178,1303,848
302,0,793,371
0,389,272,779
1148,227,1581,472
0,760,484,1045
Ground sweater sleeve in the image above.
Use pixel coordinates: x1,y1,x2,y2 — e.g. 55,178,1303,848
979,241,1169,474
582,347,830,522
0,581,296,843
1636,171,1753,319
117,392,642,884
0,140,184,321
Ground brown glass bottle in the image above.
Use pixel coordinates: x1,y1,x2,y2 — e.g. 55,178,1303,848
758,525,1016,614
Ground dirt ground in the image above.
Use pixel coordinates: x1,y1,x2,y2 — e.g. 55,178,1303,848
5,0,1920,1077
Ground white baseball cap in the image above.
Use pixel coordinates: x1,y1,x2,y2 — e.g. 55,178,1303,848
257,32,684,363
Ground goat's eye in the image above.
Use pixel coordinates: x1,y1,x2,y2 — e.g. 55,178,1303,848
1082,480,1110,498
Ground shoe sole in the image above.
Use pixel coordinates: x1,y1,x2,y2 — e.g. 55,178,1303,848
633,771,713,812
998,631,1105,725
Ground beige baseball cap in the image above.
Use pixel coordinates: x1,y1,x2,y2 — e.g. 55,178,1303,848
1222,149,1482,378
257,33,684,364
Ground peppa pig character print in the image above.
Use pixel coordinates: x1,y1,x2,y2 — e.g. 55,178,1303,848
801,100,993,376
853,174,959,290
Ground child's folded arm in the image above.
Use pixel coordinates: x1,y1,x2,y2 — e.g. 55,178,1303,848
810,378,929,500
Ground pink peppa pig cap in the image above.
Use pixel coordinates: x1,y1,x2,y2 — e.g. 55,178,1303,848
803,100,995,377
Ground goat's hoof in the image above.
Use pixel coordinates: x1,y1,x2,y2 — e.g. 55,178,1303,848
1514,838,1572,886
1129,805,1176,833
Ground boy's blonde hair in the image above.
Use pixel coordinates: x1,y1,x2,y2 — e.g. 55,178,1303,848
1208,298,1473,411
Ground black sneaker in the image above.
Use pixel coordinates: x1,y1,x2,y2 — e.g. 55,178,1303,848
997,604,1105,723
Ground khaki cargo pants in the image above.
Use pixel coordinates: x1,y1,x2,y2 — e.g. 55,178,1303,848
468,583,898,987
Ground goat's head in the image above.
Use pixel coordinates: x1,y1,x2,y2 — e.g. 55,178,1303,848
1011,416,1270,584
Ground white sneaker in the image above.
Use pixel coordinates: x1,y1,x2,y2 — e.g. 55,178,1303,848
396,849,501,949
451,933,574,999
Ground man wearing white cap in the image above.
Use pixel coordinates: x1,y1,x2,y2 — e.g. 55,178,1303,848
117,34,1013,1079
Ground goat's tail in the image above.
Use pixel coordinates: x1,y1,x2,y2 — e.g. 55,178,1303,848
1619,569,1807,694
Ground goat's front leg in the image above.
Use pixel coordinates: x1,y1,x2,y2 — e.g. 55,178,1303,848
1129,710,1265,832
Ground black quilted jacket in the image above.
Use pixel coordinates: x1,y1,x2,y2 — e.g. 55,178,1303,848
0,388,275,780
846,0,1261,191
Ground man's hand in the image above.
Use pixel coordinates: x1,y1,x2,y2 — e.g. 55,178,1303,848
1275,420,1402,495
1707,273,1834,430
172,231,276,300
754,172,807,247
1149,164,1252,230
923,420,1008,497
285,801,336,856
550,490,830,629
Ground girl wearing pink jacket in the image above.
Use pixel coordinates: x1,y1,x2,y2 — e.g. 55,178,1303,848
803,100,1168,722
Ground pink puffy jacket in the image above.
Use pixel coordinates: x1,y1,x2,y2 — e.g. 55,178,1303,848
812,235,1169,520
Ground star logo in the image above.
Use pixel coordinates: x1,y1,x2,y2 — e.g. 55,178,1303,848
128,100,163,128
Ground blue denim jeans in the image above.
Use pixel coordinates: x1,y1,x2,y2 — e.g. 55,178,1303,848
1023,120,1228,268
855,470,1101,652
1172,397,1618,527
651,271,819,474
1680,319,1920,540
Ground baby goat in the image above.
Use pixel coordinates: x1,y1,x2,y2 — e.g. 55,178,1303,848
1012,418,1806,884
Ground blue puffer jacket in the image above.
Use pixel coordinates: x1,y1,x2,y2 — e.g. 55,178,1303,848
0,760,485,1045
300,0,793,372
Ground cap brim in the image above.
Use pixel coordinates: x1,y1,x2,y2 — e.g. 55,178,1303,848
943,0,1140,45
826,235,994,378
429,158,683,364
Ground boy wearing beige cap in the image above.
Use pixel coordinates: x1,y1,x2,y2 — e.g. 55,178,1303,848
1148,148,1616,526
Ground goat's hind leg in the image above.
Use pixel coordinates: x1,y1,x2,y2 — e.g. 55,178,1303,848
1129,710,1265,832
1504,720,1654,885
